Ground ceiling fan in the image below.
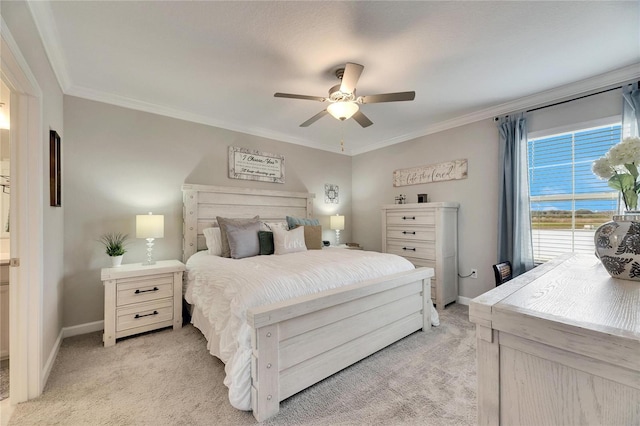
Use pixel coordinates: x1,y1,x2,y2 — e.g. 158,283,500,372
274,62,415,128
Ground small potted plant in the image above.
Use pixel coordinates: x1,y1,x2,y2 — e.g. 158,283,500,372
100,232,128,267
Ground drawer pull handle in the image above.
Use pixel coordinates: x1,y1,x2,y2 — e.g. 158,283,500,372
402,231,416,235
135,287,159,294
402,216,416,220
134,311,158,319
403,247,417,251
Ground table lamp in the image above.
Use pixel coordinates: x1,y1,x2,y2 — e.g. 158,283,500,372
330,214,345,246
136,212,164,265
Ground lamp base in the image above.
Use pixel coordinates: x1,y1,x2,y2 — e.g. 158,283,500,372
335,230,341,246
143,238,156,266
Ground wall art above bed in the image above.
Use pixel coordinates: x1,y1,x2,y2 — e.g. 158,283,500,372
393,159,468,187
229,146,285,184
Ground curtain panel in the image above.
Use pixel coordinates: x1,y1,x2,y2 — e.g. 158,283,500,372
622,82,640,139
497,113,534,276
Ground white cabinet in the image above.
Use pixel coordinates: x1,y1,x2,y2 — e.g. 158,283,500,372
101,260,185,347
470,254,640,425
381,202,458,309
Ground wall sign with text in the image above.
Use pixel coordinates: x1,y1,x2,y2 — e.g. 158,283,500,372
229,146,285,184
393,159,468,187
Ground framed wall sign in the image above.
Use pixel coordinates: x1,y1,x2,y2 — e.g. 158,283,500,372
393,159,468,187
49,130,61,207
228,146,285,184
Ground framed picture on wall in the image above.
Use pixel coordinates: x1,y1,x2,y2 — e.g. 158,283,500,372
49,130,61,207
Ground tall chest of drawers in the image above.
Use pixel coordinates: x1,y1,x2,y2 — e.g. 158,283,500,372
381,202,459,309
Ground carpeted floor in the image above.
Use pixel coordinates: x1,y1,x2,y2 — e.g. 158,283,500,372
8,304,476,425
0,360,8,402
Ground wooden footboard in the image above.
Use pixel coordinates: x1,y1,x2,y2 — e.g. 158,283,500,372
246,267,434,421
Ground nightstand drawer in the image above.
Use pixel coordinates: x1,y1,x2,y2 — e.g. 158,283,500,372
387,240,435,260
117,274,174,306
116,299,173,332
387,211,435,226
387,227,435,241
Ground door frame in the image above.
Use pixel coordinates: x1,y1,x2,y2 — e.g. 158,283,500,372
1,18,45,402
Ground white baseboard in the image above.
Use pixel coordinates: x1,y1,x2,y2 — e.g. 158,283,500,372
42,328,63,389
457,296,472,306
62,320,104,339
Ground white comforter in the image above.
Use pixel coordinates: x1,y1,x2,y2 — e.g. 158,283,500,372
185,249,439,410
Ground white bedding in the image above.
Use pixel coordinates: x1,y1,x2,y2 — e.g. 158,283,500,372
185,249,440,410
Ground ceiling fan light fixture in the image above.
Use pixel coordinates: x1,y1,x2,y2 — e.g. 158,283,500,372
327,101,359,121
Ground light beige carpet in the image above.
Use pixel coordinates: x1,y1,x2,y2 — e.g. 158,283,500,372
9,304,476,425
0,360,8,402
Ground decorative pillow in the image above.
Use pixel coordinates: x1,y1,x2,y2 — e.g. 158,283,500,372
202,227,223,256
216,216,260,258
260,221,289,232
273,226,307,255
286,215,320,230
225,221,261,259
258,231,275,255
300,225,322,250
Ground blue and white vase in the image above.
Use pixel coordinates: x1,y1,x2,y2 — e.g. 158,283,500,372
594,213,640,281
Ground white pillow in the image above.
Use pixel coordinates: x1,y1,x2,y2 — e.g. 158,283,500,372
203,227,222,256
260,221,289,232
272,226,307,255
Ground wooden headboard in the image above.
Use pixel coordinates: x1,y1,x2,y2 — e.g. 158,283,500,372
181,184,315,262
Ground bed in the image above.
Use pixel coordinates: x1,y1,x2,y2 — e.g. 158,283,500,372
182,184,437,421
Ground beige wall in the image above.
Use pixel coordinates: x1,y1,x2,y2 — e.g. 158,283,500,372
3,1,65,370
62,96,351,327
352,119,499,299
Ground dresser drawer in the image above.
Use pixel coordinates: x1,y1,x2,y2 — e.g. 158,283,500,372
387,240,435,260
387,227,435,241
116,274,174,307
387,210,435,226
116,299,173,332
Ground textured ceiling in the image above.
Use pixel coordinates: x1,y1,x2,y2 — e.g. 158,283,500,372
28,1,640,155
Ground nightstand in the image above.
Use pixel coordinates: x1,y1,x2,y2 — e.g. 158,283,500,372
101,259,186,347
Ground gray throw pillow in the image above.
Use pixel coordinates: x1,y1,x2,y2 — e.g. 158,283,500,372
217,216,260,258
225,221,261,259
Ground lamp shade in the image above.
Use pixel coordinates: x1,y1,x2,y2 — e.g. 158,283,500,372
330,214,345,231
136,213,164,238
327,102,359,121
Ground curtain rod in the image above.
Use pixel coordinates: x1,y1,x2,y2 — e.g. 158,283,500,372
526,86,622,113
495,80,638,120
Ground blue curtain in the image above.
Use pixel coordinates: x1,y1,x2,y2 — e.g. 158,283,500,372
622,82,640,138
497,113,534,276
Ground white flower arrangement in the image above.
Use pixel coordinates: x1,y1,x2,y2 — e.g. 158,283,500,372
592,137,640,211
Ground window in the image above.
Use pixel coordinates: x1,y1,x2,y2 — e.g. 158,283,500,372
528,122,622,262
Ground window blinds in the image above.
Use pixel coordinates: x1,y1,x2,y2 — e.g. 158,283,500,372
528,124,622,262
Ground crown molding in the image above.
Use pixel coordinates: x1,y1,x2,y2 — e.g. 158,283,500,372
27,0,74,92
351,63,640,155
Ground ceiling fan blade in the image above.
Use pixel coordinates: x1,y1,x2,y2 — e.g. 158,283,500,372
300,110,328,127
352,111,373,128
339,63,364,94
274,93,326,102
360,91,415,104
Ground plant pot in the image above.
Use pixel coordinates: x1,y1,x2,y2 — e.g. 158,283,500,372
594,213,640,281
111,255,124,268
